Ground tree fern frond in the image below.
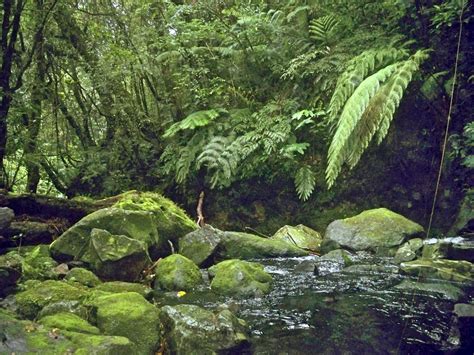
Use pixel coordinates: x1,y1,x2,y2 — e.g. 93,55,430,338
309,15,338,44
163,109,227,138
295,165,316,201
326,50,429,188
328,48,409,125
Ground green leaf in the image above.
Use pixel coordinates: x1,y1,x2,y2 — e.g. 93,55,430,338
295,165,316,201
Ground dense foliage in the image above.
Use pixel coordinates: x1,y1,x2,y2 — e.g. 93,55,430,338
0,0,472,208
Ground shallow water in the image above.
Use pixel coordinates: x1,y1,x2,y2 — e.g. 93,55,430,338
155,253,473,354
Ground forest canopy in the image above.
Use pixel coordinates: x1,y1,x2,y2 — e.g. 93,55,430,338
0,0,472,208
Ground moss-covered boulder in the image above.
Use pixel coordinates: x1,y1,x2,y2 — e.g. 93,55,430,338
159,304,249,354
323,208,424,254
93,281,153,300
113,191,196,247
154,254,202,291
218,231,308,260
38,312,100,334
85,228,151,281
21,244,59,281
400,259,473,283
37,300,89,320
15,280,89,319
0,251,22,297
87,292,160,354
179,226,223,267
209,259,272,297
394,238,423,263
65,267,102,287
49,207,159,262
0,309,133,354
315,249,354,275
271,224,322,252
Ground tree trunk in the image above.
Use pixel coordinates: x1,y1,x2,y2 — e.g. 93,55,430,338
24,0,47,193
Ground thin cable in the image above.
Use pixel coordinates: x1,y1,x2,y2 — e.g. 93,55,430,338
397,4,465,353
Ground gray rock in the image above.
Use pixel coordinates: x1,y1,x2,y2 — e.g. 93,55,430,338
271,224,322,252
394,238,423,263
324,208,424,254
0,207,14,231
454,303,474,318
159,304,249,354
179,225,223,267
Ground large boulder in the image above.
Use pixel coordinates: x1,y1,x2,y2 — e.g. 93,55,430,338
218,231,308,260
15,280,89,319
153,254,202,291
159,304,249,354
271,224,322,252
179,226,223,267
87,292,160,354
179,227,308,266
323,208,424,254
84,228,151,281
49,208,159,262
0,309,133,354
112,191,197,247
209,259,272,297
0,207,14,231
400,258,473,283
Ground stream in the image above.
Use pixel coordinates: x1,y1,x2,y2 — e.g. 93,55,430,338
155,252,473,354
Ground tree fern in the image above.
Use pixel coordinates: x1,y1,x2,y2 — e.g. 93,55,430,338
326,49,429,188
163,109,226,138
295,165,316,201
328,48,409,125
309,15,338,45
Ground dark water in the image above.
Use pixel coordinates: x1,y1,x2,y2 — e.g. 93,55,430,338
155,254,473,354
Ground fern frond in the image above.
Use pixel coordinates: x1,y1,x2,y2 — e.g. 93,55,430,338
295,165,316,201
309,15,338,44
326,50,429,188
328,48,409,125
163,109,226,138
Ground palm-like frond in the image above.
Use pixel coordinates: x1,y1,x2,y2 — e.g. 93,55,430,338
295,165,316,201
309,15,338,44
163,109,226,138
326,49,429,188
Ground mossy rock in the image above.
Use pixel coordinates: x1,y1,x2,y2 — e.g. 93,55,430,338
88,292,160,354
218,231,308,260
271,224,322,252
179,226,223,267
21,244,59,281
85,228,151,281
159,304,249,354
15,280,89,319
154,254,203,292
209,259,272,297
65,267,102,287
324,208,424,254
0,310,133,354
400,258,473,283
0,251,22,296
38,312,100,334
394,238,423,263
113,191,197,246
37,300,89,320
50,207,159,262
93,281,153,300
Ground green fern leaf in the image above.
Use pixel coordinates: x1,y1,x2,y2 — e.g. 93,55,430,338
295,165,316,201
326,50,429,188
163,109,226,138
309,16,338,44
